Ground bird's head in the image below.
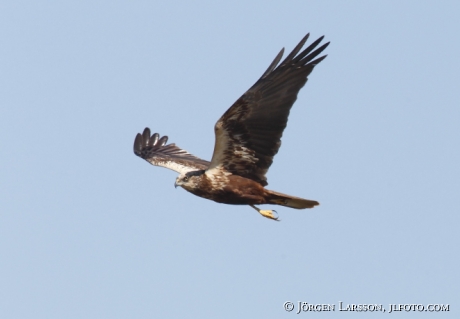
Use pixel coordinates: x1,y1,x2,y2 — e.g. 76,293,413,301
174,170,204,191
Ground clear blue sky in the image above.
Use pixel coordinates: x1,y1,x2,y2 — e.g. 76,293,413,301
1,1,459,318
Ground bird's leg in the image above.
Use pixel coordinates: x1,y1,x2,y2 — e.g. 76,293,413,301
250,204,279,221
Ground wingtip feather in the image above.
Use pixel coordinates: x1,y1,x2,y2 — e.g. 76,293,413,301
134,133,143,154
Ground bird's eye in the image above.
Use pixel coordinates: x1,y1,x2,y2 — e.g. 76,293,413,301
183,176,189,182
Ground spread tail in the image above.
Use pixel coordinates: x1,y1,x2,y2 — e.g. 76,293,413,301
266,189,319,209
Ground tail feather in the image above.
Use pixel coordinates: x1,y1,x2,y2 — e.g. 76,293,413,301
266,189,319,209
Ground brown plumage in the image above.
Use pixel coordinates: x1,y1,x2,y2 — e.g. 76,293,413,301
133,33,329,220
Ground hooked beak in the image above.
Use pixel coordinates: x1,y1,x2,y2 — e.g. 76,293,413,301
174,181,178,188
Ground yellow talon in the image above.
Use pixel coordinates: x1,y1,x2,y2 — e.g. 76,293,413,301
259,209,279,221
250,205,280,221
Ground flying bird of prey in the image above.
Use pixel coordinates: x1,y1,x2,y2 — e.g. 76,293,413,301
134,33,329,220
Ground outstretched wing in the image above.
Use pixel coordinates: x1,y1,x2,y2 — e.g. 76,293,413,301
134,128,210,174
208,33,329,186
